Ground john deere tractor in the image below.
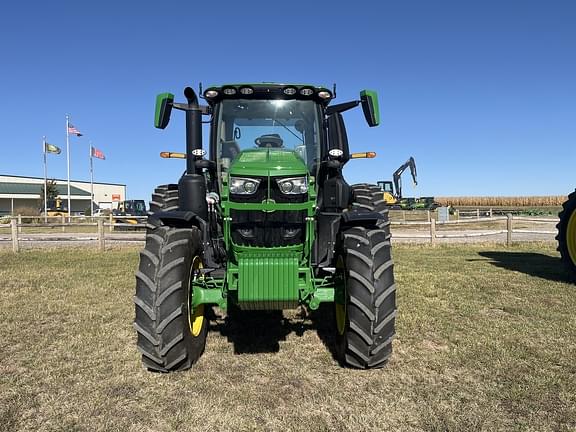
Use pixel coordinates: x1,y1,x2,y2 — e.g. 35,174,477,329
557,190,576,281
134,83,396,371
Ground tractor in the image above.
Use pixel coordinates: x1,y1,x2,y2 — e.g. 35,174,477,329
557,190,576,281
134,83,396,371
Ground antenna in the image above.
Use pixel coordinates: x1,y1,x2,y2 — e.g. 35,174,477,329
333,83,337,98
199,82,204,99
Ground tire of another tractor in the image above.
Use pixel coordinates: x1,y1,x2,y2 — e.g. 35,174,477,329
350,183,389,226
149,184,179,214
334,225,396,369
556,190,576,282
134,185,208,372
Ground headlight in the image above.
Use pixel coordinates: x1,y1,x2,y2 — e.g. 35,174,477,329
230,177,261,195
276,177,308,194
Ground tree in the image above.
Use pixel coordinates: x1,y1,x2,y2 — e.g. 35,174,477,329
39,179,60,210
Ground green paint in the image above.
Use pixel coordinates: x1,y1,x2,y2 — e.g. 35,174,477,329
154,92,174,129
229,148,309,178
237,251,300,310
360,89,380,127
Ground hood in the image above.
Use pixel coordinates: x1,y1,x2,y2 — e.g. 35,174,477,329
228,148,308,177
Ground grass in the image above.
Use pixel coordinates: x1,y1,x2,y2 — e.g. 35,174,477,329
1,243,575,431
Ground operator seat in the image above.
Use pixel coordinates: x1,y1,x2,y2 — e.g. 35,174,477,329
255,134,283,148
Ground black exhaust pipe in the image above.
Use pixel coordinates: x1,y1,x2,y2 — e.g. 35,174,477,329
179,87,208,220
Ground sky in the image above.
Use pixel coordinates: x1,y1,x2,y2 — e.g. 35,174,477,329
0,0,574,200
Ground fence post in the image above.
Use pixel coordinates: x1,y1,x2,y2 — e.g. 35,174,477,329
426,210,431,223
506,213,513,246
402,211,406,223
17,214,22,233
61,214,66,232
98,219,105,251
455,209,460,221
430,218,436,246
489,208,493,218
109,213,114,233
476,209,480,220
11,218,19,253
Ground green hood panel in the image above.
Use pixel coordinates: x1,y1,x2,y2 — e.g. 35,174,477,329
229,148,308,177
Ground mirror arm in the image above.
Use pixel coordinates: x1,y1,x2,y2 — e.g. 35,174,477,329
173,103,212,115
325,100,360,116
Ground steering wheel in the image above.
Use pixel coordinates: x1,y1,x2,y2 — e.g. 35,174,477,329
255,134,283,148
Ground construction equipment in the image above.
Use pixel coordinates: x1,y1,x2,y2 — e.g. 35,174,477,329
372,157,439,210
134,83,397,371
43,197,67,216
377,157,417,206
557,190,576,281
112,200,147,225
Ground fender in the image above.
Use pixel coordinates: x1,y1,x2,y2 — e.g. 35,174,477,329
150,210,221,268
313,210,385,267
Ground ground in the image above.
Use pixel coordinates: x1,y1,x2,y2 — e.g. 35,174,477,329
1,243,575,432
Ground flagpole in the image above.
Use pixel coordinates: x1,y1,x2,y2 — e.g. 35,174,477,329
90,142,94,217
66,115,71,218
43,136,48,223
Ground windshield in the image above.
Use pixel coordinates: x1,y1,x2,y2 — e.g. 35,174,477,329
215,99,321,176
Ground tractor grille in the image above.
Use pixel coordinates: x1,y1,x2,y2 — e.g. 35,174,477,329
230,209,306,247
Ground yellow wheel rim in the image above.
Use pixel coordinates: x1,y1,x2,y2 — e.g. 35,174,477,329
188,256,205,337
335,256,347,335
567,210,576,265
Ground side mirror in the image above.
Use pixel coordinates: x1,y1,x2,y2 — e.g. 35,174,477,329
154,92,174,129
360,90,380,127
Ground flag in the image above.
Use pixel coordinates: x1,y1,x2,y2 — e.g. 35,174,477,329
45,143,61,154
68,123,83,136
91,146,105,160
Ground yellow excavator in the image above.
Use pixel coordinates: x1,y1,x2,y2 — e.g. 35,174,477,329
377,157,439,210
112,200,147,226
377,156,418,206
44,197,67,216
557,190,576,281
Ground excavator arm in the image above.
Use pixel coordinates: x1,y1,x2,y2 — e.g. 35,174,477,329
392,157,417,199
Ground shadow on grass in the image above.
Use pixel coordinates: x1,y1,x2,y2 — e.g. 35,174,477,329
209,309,313,354
476,251,573,283
207,306,341,358
310,305,341,365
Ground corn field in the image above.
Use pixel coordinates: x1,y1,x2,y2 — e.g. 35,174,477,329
435,196,566,207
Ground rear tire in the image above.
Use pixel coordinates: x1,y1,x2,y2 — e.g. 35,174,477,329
351,183,389,226
557,190,576,281
335,225,396,368
149,184,179,213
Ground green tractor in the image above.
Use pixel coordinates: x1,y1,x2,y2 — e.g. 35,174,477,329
134,83,396,371
557,190,576,281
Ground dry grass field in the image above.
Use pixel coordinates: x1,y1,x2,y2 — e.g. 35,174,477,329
1,243,575,432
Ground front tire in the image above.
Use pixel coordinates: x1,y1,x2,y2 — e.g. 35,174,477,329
134,184,207,372
557,190,576,281
335,225,396,368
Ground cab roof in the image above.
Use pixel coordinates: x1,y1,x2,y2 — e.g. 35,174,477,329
202,83,334,106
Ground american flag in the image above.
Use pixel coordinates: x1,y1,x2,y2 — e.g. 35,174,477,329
91,146,105,160
68,123,83,136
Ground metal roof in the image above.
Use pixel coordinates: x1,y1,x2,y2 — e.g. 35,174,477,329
0,182,91,196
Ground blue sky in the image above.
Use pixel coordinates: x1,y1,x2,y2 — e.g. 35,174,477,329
0,1,574,199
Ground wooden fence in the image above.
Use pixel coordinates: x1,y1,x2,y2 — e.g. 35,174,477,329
1,214,558,253
0,215,147,252
391,214,558,245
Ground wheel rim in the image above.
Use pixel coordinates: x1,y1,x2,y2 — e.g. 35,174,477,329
188,256,205,337
335,256,347,335
567,210,576,265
